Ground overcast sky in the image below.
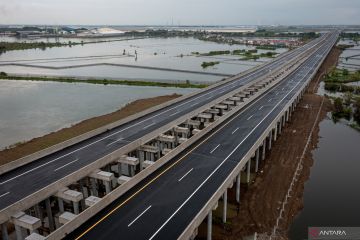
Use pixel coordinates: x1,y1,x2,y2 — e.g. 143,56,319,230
0,0,359,26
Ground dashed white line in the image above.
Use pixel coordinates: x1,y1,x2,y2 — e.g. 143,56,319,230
232,127,239,135
54,159,79,172
106,138,124,147
147,51,319,240
178,168,194,182
190,102,198,107
210,144,220,154
143,123,155,129
0,192,10,198
169,112,178,117
276,92,279,96
128,205,152,227
259,106,264,110
247,115,253,120
282,88,285,91
268,99,272,102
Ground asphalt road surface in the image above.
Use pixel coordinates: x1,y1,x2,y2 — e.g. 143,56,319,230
67,32,338,240
0,34,328,211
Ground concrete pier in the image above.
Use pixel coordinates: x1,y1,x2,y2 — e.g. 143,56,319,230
236,172,241,203
12,212,41,239
246,159,251,183
222,190,227,223
207,211,212,240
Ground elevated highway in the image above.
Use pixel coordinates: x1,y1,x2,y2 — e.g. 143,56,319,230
0,32,338,240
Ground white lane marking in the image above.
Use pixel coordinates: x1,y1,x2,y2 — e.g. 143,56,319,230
210,144,220,154
276,92,279,96
0,192,10,198
128,205,152,227
0,45,307,184
259,106,264,110
178,168,194,182
190,102,198,107
247,115,253,120
268,99,272,102
54,159,79,172
282,88,285,91
232,127,239,135
143,123,155,129
169,112,178,117
106,138,124,147
147,51,319,240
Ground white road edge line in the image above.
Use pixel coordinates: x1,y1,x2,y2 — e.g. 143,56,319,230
54,159,79,172
147,52,316,240
0,192,10,198
210,144,220,154
143,123,155,129
231,127,239,135
128,205,152,227
106,138,124,147
178,168,194,182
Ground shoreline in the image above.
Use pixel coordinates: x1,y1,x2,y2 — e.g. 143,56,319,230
0,94,181,166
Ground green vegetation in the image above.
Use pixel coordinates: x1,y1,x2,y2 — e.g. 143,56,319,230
201,61,220,68
340,32,360,43
0,74,208,89
0,41,77,54
202,50,231,56
197,48,277,62
332,97,352,120
324,68,360,94
337,44,355,50
256,45,277,50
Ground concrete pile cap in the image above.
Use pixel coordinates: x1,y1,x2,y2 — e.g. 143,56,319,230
222,100,235,105
25,233,46,240
229,96,241,101
11,211,41,230
186,119,200,126
206,108,220,113
90,169,115,181
56,188,83,202
117,155,140,165
214,104,227,109
118,175,132,185
157,134,175,142
139,145,159,153
85,196,101,207
59,211,77,224
174,126,189,133
197,113,212,119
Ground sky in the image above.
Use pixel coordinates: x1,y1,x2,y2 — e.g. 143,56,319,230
0,0,359,26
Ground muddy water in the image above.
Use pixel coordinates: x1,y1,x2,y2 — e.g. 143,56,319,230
288,115,360,239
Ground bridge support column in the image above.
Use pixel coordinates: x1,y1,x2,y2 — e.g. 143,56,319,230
45,198,55,232
58,198,64,213
279,120,282,135
222,190,227,223
1,223,9,240
90,178,98,197
282,115,286,127
236,172,241,203
14,224,23,240
255,148,260,173
274,126,277,141
268,131,272,151
207,211,212,240
246,159,251,183
262,140,266,161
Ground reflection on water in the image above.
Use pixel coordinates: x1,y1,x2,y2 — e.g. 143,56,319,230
288,115,360,239
0,80,196,150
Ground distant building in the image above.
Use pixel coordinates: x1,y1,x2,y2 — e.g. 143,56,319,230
77,27,126,37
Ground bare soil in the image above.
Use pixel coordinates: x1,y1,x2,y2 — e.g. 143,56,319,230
197,47,341,240
0,94,181,166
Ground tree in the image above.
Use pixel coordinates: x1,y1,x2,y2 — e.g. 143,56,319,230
334,97,344,114
344,92,353,106
342,68,349,76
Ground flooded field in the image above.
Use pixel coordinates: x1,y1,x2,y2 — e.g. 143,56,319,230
0,80,195,150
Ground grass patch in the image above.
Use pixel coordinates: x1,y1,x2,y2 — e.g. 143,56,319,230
0,74,208,89
201,61,220,68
